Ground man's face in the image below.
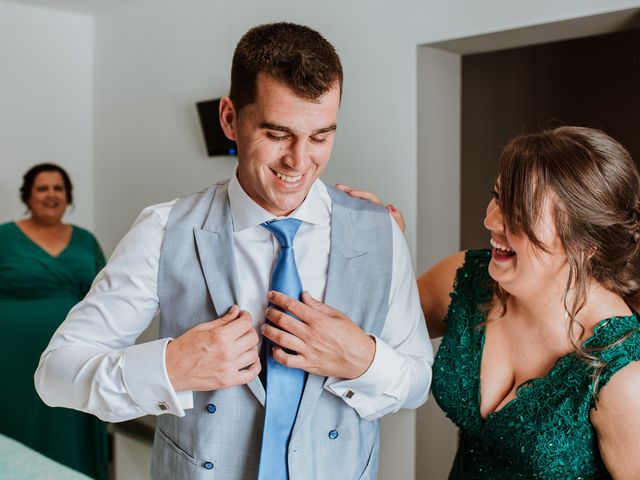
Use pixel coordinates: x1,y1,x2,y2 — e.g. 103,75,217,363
220,73,340,216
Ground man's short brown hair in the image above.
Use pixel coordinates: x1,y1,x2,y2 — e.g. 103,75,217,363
229,22,343,112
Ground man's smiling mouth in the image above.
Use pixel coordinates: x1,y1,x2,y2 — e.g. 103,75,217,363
271,169,304,183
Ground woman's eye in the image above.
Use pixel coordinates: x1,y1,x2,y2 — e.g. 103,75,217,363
489,190,500,200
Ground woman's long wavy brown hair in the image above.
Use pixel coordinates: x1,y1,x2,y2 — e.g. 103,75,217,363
492,126,640,394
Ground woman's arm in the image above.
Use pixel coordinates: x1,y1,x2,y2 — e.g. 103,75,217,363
417,252,465,339
590,361,640,479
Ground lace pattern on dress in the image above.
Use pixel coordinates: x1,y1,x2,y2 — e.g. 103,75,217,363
431,249,640,479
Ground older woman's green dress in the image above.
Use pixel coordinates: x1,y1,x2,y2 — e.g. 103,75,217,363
432,249,640,479
0,222,108,480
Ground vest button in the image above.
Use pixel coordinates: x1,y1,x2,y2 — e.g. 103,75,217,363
206,403,216,414
203,461,214,470
328,430,339,439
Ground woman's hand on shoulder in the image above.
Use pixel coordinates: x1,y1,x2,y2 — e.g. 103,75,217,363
335,183,406,233
591,360,640,479
418,251,466,339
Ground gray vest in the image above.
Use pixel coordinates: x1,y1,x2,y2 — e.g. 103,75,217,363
152,180,393,480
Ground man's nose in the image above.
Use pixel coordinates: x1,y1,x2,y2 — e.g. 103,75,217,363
284,139,309,171
483,199,505,233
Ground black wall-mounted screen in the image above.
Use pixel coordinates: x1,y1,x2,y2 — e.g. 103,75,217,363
196,98,237,156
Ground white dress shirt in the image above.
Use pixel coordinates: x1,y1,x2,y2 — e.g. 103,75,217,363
35,175,433,422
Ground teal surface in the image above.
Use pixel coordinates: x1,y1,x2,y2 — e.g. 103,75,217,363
432,249,640,479
0,432,91,480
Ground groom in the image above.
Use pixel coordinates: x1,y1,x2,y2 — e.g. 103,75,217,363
36,22,433,479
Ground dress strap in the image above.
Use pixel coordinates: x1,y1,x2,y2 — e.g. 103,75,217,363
445,249,494,330
589,314,640,397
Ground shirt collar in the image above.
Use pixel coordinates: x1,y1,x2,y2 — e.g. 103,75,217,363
228,168,331,232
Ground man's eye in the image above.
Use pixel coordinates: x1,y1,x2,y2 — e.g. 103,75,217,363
310,136,327,144
267,132,289,141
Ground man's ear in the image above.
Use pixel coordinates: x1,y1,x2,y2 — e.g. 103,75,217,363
219,96,238,141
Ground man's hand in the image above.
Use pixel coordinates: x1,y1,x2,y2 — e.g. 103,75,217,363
165,305,261,391
262,291,376,379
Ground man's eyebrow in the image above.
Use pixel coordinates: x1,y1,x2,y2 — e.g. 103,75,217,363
312,125,337,135
260,123,337,135
261,123,293,134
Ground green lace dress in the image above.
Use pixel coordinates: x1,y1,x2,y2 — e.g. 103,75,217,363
432,249,640,480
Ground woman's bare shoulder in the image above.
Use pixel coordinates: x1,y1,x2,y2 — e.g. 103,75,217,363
418,251,466,338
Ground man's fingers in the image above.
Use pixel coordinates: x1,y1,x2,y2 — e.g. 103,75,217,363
237,360,261,384
265,307,306,337
212,305,241,325
262,323,305,353
235,327,260,352
300,291,335,315
268,291,339,323
300,291,321,307
236,347,259,370
218,310,254,339
267,291,314,323
272,345,304,370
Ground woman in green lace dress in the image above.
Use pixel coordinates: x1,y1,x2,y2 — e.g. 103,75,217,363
0,164,109,479
341,126,640,479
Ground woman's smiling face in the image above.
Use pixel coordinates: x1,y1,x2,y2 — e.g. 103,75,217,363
27,171,68,225
483,188,569,300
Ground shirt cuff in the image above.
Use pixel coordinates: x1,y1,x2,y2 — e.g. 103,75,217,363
122,338,193,416
323,335,405,418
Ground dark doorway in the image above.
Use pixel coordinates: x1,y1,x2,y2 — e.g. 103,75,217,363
461,28,640,249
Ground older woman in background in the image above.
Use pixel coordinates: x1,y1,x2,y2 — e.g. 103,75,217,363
341,126,640,479
0,163,108,479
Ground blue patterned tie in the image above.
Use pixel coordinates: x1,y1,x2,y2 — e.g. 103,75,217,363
258,218,306,480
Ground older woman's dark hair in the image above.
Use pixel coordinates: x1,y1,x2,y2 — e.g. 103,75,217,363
20,163,73,206
229,22,343,112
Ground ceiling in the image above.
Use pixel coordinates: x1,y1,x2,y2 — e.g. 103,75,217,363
3,0,134,15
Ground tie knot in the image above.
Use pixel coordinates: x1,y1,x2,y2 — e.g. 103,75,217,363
262,218,302,247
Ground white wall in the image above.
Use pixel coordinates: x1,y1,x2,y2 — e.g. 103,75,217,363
0,1,93,229
416,46,461,480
